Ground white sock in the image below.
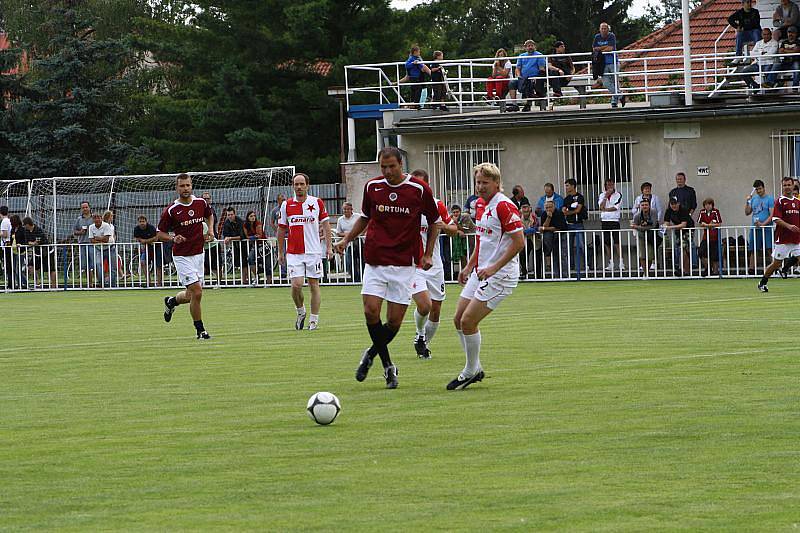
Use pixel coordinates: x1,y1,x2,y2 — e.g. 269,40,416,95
296,306,306,316
456,329,467,352
424,320,439,346
309,313,318,323
463,332,482,377
413,308,428,338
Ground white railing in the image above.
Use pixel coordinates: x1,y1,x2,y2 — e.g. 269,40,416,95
344,47,800,111
0,225,786,292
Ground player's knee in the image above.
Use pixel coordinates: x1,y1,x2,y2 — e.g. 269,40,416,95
417,300,431,316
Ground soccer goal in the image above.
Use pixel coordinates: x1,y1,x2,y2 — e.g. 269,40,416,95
27,167,295,244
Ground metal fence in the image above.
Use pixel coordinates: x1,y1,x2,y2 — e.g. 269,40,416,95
1,224,785,292
345,47,800,111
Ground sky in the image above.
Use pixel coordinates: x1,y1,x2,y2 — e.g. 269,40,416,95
391,0,652,18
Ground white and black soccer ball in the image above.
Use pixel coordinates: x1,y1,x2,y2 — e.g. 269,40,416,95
307,392,341,425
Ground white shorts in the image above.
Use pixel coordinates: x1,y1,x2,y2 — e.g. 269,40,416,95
287,253,323,279
772,243,800,261
410,266,446,301
460,271,518,310
173,253,204,287
361,264,416,305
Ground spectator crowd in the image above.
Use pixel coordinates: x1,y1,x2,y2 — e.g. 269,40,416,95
397,1,800,112
3,172,800,290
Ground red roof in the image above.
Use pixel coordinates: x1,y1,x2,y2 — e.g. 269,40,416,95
1,32,27,75
621,0,742,90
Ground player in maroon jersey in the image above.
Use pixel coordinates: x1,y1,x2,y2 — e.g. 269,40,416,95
759,176,800,292
157,173,215,339
334,147,441,389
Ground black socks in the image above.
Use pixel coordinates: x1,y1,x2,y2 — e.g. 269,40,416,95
366,322,399,367
194,320,205,333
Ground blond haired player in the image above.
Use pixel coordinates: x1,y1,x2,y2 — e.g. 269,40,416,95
450,163,525,390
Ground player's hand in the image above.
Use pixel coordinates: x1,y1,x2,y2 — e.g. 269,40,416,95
790,224,800,233
477,264,499,280
326,248,333,260
278,253,286,266
458,268,470,285
420,254,434,271
174,234,186,244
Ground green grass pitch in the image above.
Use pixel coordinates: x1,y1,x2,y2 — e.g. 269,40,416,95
2,280,799,530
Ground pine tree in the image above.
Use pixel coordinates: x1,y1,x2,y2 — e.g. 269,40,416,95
3,4,139,179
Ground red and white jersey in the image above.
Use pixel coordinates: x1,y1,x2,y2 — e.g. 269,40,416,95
158,196,213,256
278,195,329,255
361,174,440,266
474,192,524,278
419,198,452,269
773,195,800,244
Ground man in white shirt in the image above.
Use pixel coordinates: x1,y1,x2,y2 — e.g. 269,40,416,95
1,206,12,289
88,212,117,287
335,202,362,282
742,27,779,89
597,178,625,271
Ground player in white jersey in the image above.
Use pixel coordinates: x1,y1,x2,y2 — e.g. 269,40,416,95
409,169,459,359
449,162,525,390
277,173,332,330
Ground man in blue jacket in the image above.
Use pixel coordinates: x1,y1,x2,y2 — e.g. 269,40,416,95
507,40,546,112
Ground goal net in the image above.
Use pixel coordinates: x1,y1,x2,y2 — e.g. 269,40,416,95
0,180,31,215
27,167,295,243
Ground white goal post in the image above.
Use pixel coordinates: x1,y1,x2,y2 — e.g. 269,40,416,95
26,167,296,244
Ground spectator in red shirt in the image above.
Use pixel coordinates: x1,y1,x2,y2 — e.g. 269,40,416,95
698,198,723,275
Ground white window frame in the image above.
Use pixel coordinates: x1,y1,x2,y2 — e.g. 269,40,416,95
554,136,638,219
425,142,503,208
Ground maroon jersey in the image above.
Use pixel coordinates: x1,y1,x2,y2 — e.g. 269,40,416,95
158,196,213,256
698,208,722,241
361,174,441,266
773,196,800,244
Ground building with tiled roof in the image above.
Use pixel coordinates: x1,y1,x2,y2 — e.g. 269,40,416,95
621,0,780,90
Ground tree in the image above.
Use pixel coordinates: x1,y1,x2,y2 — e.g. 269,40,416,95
645,0,701,29
2,3,140,179
128,0,404,180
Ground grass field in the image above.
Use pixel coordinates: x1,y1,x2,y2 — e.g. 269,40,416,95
3,280,799,531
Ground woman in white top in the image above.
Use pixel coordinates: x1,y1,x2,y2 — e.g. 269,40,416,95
486,48,513,101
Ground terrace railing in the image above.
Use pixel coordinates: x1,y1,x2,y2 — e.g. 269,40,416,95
344,46,800,112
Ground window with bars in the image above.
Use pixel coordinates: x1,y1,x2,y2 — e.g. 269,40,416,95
771,130,800,193
425,143,503,208
554,136,637,218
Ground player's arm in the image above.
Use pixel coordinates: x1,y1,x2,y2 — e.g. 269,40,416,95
205,214,215,241
322,218,333,259
277,224,287,264
334,216,368,254
459,244,479,285
421,222,441,270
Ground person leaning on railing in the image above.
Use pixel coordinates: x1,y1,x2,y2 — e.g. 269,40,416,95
404,45,431,109
742,28,779,90
486,48,512,102
547,41,574,98
221,206,248,285
698,198,723,276
767,26,800,87
243,210,269,284
663,196,694,277
133,214,163,286
539,199,568,278
1,205,11,290
630,197,661,276
20,217,57,289
449,204,475,274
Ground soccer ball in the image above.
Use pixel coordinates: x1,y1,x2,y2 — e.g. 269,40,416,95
307,392,341,425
